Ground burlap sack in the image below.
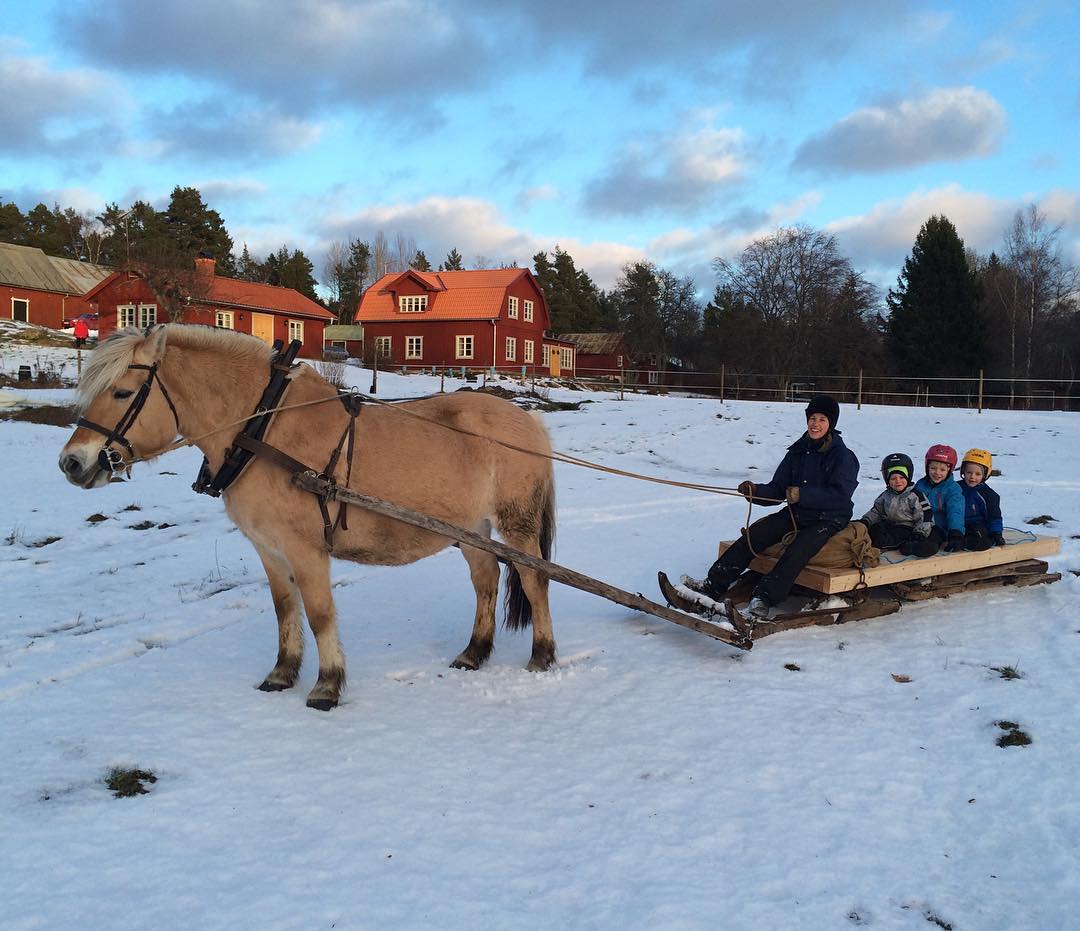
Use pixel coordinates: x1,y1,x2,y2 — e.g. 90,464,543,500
719,521,881,569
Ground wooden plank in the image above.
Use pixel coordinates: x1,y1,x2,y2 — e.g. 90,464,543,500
293,473,752,649
737,535,1060,594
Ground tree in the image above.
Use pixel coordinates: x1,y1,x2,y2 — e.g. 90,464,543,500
236,243,262,282
0,199,26,244
610,261,701,371
411,249,431,271
265,245,320,301
440,247,464,271
886,215,984,378
324,238,372,323
533,246,615,334
161,186,236,275
711,225,876,376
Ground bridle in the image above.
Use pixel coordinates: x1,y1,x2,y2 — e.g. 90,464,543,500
76,361,181,476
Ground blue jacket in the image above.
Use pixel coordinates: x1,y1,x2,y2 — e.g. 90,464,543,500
914,474,965,534
957,480,1003,534
750,429,859,526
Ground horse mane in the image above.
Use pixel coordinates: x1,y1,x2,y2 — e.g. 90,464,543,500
77,324,273,412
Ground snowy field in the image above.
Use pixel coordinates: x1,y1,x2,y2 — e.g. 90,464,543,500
2,337,1079,930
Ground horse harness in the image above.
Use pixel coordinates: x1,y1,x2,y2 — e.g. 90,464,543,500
191,338,366,548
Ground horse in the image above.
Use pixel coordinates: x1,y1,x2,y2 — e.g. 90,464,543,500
58,324,557,710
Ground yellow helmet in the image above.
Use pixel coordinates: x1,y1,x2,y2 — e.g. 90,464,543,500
961,448,993,477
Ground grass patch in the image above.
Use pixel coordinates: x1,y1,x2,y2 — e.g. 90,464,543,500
784,662,801,672
129,520,156,530
105,767,158,798
86,513,109,523
995,720,1032,748
1026,514,1055,525
0,404,77,426
29,536,61,548
991,664,1023,680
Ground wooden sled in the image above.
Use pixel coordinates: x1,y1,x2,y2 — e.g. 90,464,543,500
718,532,1062,640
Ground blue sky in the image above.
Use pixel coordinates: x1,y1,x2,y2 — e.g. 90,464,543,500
2,0,1078,295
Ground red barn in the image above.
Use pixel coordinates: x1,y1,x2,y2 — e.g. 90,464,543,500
0,241,112,330
85,257,334,359
355,268,575,376
561,331,661,384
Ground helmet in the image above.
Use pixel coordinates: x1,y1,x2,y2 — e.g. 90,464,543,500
961,448,993,477
924,444,958,471
880,452,914,484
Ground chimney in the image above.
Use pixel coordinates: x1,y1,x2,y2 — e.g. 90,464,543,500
194,252,216,281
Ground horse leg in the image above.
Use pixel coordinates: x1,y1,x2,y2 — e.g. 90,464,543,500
503,534,557,672
253,544,304,692
289,548,346,711
451,526,500,670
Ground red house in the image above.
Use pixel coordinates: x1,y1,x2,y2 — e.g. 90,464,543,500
561,331,661,384
0,241,112,330
355,268,576,376
85,257,335,359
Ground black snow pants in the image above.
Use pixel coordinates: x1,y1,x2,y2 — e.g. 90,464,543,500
707,508,843,606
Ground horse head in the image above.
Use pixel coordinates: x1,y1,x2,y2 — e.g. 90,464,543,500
59,325,181,488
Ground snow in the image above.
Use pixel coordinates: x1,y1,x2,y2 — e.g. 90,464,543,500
3,342,1079,930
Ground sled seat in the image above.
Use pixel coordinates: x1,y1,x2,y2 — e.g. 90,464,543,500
729,532,1061,595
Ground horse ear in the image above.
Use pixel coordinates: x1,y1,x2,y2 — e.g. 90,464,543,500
146,324,169,362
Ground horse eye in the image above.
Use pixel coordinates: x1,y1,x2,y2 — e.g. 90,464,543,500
113,389,134,400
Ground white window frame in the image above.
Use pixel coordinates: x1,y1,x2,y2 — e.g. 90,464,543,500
524,339,534,363
405,336,423,360
118,304,137,328
648,370,660,385
399,295,428,313
11,297,29,321
138,304,157,328
507,295,519,319
560,347,573,370
455,335,474,360
374,336,392,358
505,336,517,362
215,310,235,329
288,319,304,343
523,299,533,323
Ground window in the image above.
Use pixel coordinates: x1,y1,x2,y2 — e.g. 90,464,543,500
559,347,573,370
616,355,624,369
399,295,428,313
374,336,392,358
330,340,346,349
288,320,304,343
11,298,28,322
524,340,534,363
118,304,156,328
215,311,235,329
523,299,533,323
507,296,519,319
505,336,517,362
405,336,423,360
455,335,474,359
648,370,660,385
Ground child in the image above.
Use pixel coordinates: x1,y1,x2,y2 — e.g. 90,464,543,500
909,444,965,556
957,448,1005,550
858,453,934,551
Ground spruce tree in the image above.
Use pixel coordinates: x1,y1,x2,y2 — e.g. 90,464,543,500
886,215,985,377
440,248,464,271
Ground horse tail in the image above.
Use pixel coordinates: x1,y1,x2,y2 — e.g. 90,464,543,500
503,475,556,632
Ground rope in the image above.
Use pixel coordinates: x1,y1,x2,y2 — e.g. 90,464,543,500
131,383,786,503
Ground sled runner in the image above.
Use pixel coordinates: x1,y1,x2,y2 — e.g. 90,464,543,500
659,532,1060,641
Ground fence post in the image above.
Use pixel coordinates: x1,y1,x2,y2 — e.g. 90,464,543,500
978,369,984,413
857,369,863,410
439,368,445,393
369,354,378,394
720,364,725,403
619,363,625,401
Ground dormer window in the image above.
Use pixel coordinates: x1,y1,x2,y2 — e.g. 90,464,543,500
508,296,519,319
399,295,428,313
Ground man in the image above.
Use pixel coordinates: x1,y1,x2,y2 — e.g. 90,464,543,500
73,316,90,349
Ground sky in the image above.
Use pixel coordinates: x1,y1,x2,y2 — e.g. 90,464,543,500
2,0,1079,295
3,332,1080,927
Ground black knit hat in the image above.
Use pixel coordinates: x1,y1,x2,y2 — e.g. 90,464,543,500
804,394,840,429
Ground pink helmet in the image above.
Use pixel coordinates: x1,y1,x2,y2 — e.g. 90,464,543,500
924,444,958,471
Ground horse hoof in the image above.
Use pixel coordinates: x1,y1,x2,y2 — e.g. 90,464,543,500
306,697,337,711
257,680,290,692
526,642,557,672
450,654,480,671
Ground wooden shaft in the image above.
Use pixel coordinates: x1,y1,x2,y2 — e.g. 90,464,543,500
293,473,750,649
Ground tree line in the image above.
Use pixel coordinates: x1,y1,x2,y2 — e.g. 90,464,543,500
2,187,1077,381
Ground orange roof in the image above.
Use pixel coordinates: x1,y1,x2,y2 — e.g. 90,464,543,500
356,268,544,323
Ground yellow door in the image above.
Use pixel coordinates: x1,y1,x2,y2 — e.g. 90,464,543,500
548,347,561,376
251,313,274,344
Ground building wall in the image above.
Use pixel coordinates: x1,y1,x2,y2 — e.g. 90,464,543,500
1,283,95,329
92,278,327,359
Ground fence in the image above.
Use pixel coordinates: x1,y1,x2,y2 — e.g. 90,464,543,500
356,361,1080,412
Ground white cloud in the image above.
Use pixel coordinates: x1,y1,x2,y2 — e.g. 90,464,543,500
794,87,1007,175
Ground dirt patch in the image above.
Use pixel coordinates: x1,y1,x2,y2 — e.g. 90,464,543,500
0,404,77,426
784,662,801,671
29,536,61,548
129,520,156,530
1026,514,1055,525
87,513,109,523
991,664,1023,680
105,767,158,798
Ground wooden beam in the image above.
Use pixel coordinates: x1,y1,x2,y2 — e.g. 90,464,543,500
293,473,751,649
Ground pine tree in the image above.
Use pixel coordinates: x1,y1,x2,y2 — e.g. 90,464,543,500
887,215,985,377
163,186,236,275
440,248,464,271
265,246,320,302
236,243,262,281
411,249,431,271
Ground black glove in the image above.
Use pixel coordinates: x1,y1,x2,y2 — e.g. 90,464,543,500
992,532,1006,547
737,480,754,501
945,531,964,553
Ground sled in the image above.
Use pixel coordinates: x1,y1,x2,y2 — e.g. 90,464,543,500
657,531,1061,641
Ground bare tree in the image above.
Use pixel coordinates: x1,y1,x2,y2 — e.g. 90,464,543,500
393,232,417,272
372,230,392,280
322,240,348,308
